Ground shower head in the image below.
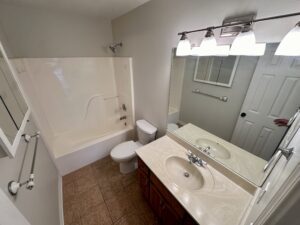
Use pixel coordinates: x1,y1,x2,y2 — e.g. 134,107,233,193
109,42,123,53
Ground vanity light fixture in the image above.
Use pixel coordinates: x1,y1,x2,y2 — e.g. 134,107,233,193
176,33,191,56
275,22,300,56
190,29,217,56
229,24,266,56
214,45,230,56
230,43,266,56
177,12,300,56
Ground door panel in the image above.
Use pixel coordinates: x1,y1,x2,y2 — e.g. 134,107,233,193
232,44,300,160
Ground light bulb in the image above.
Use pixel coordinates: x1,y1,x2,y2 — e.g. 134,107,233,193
214,45,230,56
230,43,266,56
176,34,191,56
230,25,257,55
275,22,300,56
190,29,217,56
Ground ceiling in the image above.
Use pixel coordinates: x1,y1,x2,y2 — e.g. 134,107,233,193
0,0,151,19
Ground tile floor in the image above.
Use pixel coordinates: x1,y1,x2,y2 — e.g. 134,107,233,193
63,156,159,225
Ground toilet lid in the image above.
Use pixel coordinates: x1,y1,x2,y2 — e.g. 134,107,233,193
111,141,142,160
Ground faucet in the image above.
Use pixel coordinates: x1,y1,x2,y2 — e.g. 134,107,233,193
120,115,127,120
186,150,207,168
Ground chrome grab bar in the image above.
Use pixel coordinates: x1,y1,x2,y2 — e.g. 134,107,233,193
263,147,294,172
192,89,228,102
8,131,40,195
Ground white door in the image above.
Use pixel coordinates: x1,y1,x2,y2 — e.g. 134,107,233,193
231,44,300,160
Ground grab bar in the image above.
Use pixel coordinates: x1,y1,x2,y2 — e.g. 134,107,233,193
192,89,228,102
8,131,40,195
104,95,119,100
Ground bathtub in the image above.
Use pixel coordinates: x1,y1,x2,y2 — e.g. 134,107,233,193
54,125,134,175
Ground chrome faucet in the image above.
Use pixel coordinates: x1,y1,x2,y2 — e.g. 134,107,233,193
186,150,207,168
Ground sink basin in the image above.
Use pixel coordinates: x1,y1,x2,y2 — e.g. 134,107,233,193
165,156,204,190
195,138,231,159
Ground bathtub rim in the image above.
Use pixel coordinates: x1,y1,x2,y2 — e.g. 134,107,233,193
53,125,134,158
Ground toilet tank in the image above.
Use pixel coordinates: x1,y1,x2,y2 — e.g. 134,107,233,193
136,120,157,145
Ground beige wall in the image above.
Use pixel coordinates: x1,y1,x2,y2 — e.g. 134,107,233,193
0,3,113,58
112,0,300,135
0,118,60,225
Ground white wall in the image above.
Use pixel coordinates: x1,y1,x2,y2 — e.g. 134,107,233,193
0,3,113,58
112,0,300,135
0,118,60,225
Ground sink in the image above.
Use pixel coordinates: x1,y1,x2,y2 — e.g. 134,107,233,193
195,138,231,159
165,156,204,190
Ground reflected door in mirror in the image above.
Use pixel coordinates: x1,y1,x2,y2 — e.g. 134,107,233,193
231,44,300,160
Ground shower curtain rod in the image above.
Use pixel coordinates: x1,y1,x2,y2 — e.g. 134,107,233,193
178,12,300,35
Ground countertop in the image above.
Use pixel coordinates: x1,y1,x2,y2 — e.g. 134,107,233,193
173,124,267,186
136,135,254,225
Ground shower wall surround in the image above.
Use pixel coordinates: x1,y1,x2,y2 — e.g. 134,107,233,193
12,57,134,173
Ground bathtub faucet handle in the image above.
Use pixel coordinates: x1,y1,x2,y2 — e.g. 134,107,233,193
120,116,127,120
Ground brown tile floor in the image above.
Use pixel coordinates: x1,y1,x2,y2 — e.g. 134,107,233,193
63,156,159,225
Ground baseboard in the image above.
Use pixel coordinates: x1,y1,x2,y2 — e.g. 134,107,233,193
58,176,64,225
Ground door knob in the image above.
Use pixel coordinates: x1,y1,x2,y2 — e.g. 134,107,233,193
240,112,247,117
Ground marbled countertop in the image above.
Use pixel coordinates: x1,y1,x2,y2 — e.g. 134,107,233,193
136,136,254,225
173,124,267,186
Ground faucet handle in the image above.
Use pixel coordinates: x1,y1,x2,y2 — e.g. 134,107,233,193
186,150,193,156
195,157,207,167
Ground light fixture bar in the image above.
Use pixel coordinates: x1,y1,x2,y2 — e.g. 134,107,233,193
178,12,300,36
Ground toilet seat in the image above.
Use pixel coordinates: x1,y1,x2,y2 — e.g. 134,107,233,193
110,141,142,162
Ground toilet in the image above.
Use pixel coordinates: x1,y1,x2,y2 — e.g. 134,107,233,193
110,119,157,174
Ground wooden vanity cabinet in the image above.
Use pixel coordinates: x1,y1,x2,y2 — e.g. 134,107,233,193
137,157,199,225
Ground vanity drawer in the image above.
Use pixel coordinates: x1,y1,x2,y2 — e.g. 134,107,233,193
150,173,185,218
138,157,149,175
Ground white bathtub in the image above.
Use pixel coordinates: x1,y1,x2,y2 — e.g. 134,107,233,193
54,126,134,175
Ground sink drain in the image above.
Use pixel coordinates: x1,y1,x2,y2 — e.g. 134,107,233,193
184,172,190,178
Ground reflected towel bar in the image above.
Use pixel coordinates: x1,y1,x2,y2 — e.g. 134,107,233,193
192,89,228,102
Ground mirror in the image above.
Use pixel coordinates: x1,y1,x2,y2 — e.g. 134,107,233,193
167,43,300,186
0,41,29,157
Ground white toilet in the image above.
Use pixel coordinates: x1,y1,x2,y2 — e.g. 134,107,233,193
110,119,157,174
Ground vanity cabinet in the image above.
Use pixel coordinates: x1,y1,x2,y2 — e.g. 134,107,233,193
137,157,199,225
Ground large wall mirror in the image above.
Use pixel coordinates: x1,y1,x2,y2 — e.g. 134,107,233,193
0,41,29,157
167,43,300,186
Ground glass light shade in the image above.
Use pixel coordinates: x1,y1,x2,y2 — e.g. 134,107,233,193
190,36,217,56
214,45,230,56
230,43,266,56
176,38,191,56
230,30,256,53
275,24,300,56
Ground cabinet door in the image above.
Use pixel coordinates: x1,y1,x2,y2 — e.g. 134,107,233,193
183,214,199,225
161,202,182,225
149,184,163,218
138,170,149,200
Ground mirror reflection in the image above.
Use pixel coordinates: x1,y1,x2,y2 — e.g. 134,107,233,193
194,56,239,87
0,48,27,144
168,43,300,185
